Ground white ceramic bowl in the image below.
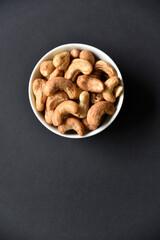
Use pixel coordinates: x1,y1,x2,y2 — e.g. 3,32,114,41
28,43,124,139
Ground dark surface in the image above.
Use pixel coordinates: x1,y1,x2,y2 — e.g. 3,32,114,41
0,0,160,240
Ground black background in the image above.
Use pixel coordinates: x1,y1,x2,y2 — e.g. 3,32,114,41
0,0,160,240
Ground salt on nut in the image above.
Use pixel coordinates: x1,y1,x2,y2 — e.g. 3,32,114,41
70,49,80,58
82,118,97,131
32,78,47,111
43,77,78,99
94,60,117,78
52,100,79,126
91,93,104,104
48,69,63,80
114,85,124,98
87,101,115,127
44,109,54,125
77,75,104,93
79,50,95,66
58,117,85,136
40,61,55,77
64,59,93,82
46,91,69,111
53,52,70,71
76,91,90,118
103,76,120,102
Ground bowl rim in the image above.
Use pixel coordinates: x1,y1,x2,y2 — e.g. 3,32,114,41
28,43,124,139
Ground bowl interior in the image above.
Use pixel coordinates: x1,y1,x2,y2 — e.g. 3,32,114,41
29,43,124,139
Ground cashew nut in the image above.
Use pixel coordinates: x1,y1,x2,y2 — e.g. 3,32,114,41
64,59,93,82
40,61,55,77
114,85,124,98
77,75,104,93
77,91,90,118
48,68,63,80
53,52,70,71
58,117,85,136
82,118,97,131
87,101,115,127
32,78,47,111
103,76,120,102
46,91,69,111
45,109,54,125
52,100,79,126
79,50,95,66
94,60,117,78
70,49,80,58
91,93,104,104
43,77,78,99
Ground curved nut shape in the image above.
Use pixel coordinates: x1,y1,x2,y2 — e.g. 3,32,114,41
43,77,78,99
70,49,80,58
79,50,95,66
91,93,104,104
64,59,93,82
77,75,104,93
48,69,63,80
45,109,54,125
53,52,70,71
32,78,47,111
52,100,79,126
40,61,55,77
94,60,117,78
77,91,90,118
46,91,69,111
114,85,124,98
103,76,120,102
82,118,97,131
87,101,115,127
58,117,85,136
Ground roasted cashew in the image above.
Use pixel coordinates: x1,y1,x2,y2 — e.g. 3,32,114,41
44,109,54,125
77,91,90,118
52,100,79,126
48,68,63,80
53,52,70,71
82,118,97,131
70,49,80,58
64,59,93,82
91,93,104,104
46,91,69,111
40,61,55,77
32,78,47,111
43,77,78,99
77,75,104,93
87,101,115,127
79,50,95,66
114,85,124,98
103,76,120,102
58,117,85,136
94,60,117,78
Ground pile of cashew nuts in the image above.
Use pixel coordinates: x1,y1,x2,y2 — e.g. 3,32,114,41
32,49,123,136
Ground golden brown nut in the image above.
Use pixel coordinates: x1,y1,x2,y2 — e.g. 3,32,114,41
87,101,115,127
79,50,95,66
32,78,47,111
91,93,104,104
82,118,97,131
94,60,117,78
44,109,54,125
103,76,120,102
43,77,78,99
58,117,85,136
64,59,93,82
77,75,104,93
70,49,80,58
52,100,79,126
40,61,55,77
114,85,124,98
53,52,70,71
46,91,69,111
48,69,63,80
